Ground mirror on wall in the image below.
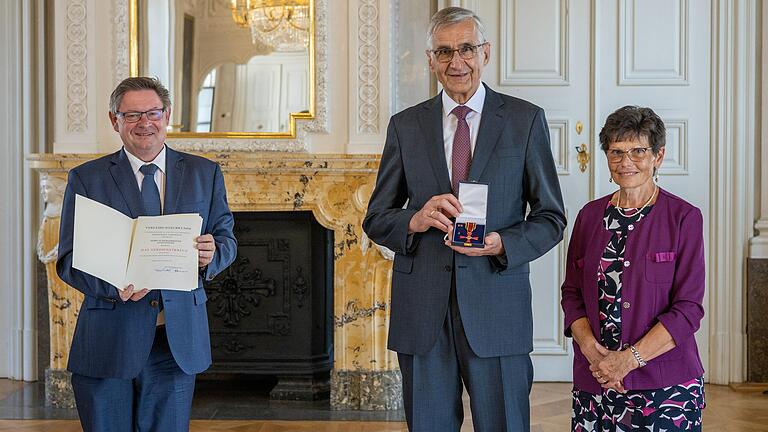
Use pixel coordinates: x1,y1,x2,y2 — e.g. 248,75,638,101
130,0,314,138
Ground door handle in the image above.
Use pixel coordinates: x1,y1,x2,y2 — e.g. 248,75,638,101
575,144,590,173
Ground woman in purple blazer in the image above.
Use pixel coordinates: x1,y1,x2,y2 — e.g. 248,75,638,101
561,106,706,431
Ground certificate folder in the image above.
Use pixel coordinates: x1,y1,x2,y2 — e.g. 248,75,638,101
451,182,488,248
73,194,203,291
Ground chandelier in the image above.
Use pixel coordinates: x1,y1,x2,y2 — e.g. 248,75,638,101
230,0,310,51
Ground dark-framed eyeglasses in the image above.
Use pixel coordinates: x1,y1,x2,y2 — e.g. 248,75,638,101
429,43,487,63
115,108,166,123
606,147,653,163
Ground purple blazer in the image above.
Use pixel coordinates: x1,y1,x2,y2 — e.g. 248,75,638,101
561,188,705,394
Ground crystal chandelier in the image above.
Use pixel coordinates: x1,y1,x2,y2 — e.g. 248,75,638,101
230,0,310,51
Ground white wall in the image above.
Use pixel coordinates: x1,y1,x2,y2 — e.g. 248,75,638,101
0,0,41,380
0,0,20,379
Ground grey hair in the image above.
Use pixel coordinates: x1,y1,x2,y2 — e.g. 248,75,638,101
109,76,171,114
426,7,487,48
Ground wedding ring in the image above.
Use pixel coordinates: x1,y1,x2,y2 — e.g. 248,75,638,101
429,209,437,217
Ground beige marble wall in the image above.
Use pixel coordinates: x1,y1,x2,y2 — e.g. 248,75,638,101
30,151,398,408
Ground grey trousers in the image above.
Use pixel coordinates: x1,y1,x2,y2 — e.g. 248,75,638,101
397,280,533,432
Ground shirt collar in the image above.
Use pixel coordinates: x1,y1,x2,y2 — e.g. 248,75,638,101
442,83,486,117
124,145,167,176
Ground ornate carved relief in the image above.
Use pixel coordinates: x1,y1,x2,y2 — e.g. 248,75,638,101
302,0,329,135
207,255,278,327
66,0,88,132
167,138,308,153
113,0,130,87
35,173,84,372
356,0,380,134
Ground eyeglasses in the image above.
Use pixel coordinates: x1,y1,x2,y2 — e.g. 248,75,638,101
429,43,487,63
115,108,166,123
606,147,653,163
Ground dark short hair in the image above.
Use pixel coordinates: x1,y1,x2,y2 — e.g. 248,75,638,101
109,77,171,114
599,105,666,154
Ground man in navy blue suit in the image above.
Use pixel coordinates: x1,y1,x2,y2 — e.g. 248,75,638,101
57,77,237,432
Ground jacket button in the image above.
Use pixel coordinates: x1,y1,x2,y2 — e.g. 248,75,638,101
623,301,630,309
624,261,631,267
150,300,159,308
444,265,452,272
623,343,630,349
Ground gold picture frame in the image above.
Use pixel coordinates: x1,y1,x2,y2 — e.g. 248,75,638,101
128,0,315,139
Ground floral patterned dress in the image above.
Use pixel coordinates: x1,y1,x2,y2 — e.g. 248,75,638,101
571,202,705,432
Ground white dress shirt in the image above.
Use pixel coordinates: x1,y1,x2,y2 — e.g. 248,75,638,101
442,83,486,182
124,145,167,325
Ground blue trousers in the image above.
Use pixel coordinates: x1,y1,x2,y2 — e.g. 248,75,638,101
397,281,533,432
71,327,196,432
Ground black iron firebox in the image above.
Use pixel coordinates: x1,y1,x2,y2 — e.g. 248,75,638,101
203,211,334,400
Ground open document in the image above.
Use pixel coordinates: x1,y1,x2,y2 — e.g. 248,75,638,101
72,194,203,291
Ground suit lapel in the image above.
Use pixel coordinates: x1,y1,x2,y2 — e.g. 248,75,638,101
469,85,505,181
163,147,185,215
109,149,143,218
418,93,453,193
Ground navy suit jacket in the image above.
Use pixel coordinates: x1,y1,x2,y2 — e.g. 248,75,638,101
57,147,237,378
363,85,566,357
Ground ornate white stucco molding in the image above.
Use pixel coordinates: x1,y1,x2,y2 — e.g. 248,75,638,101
113,0,130,88
112,0,329,152
356,0,380,134
66,0,88,132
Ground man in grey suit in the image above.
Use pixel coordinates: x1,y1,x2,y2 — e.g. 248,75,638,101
363,7,565,431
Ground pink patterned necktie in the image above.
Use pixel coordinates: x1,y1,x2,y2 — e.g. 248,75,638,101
451,105,473,194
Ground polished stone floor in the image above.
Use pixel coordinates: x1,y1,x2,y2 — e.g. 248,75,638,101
1,379,767,431
0,377,403,422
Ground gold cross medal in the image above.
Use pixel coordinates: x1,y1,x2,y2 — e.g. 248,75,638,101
451,181,488,248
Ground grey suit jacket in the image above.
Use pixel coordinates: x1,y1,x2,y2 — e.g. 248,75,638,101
363,85,566,357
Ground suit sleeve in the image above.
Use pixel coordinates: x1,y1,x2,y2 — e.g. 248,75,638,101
56,169,121,301
656,207,705,345
201,163,237,281
495,108,566,269
362,117,419,255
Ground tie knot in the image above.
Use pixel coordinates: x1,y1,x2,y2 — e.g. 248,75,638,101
140,164,159,176
451,105,472,121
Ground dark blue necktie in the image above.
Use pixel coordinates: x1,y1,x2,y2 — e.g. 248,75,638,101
139,163,164,315
139,164,162,216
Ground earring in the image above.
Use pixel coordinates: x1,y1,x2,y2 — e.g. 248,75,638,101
653,167,659,182
609,176,614,183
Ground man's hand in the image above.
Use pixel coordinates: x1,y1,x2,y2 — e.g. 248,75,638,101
445,232,505,257
408,194,463,234
195,234,216,268
118,284,149,302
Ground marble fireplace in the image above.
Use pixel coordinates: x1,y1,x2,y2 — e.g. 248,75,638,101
30,151,401,410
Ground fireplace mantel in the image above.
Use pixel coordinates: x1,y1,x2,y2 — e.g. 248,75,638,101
29,151,402,410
